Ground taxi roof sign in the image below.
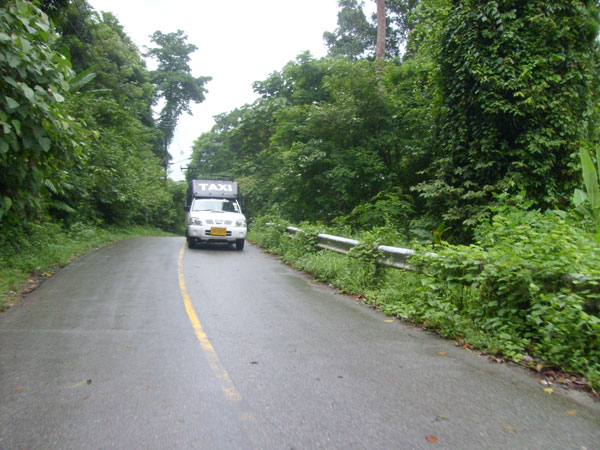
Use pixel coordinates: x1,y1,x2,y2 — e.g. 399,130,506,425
189,180,239,199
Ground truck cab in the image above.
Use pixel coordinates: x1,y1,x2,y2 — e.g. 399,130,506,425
184,180,247,250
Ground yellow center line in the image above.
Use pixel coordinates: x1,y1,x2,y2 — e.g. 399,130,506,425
177,244,242,403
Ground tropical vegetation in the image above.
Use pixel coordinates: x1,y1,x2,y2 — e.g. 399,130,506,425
0,0,200,305
191,0,600,390
1,0,599,389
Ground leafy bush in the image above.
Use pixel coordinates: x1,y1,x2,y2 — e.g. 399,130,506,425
343,188,415,234
573,145,600,243
415,0,600,231
248,215,292,253
406,204,600,387
0,1,84,228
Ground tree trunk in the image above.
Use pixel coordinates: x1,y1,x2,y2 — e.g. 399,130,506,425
376,0,386,59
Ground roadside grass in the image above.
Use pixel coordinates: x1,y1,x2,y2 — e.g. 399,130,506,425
248,214,600,394
0,222,173,311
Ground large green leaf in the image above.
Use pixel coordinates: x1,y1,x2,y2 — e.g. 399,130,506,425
573,188,588,207
69,67,97,92
5,97,19,109
579,147,600,221
2,196,12,212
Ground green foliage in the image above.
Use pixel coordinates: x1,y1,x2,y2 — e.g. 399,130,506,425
348,232,386,285
62,91,173,227
324,0,375,59
0,0,84,229
8,0,599,389
162,180,187,234
573,145,600,242
146,29,211,164
191,54,434,224
343,188,415,233
0,1,192,239
415,0,600,233
248,215,288,250
410,204,600,387
53,3,186,231
323,0,421,59
55,8,155,123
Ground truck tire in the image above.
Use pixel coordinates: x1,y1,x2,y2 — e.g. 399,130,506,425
235,239,245,251
187,237,195,249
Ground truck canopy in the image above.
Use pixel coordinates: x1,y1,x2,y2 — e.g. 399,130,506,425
186,180,239,206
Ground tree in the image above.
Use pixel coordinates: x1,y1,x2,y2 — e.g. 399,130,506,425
415,0,600,235
190,54,434,223
324,0,375,59
48,1,176,227
376,0,386,59
387,0,421,46
0,0,84,230
145,30,211,167
38,0,70,21
324,0,421,59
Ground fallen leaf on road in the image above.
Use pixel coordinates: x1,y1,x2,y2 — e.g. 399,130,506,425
567,410,577,415
69,380,92,389
489,356,505,363
425,434,439,443
384,319,395,322
437,352,448,356
13,386,23,391
544,387,554,394
501,426,518,434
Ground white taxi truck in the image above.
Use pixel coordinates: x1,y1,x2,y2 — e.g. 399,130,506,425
184,180,247,250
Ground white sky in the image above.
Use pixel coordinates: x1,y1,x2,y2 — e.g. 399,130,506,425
87,0,343,180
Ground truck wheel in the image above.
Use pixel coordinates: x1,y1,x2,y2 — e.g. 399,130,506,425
235,239,245,251
187,237,195,249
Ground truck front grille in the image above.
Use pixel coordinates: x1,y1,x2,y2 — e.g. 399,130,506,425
205,220,233,225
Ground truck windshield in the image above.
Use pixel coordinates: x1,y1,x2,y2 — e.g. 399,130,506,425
192,199,239,212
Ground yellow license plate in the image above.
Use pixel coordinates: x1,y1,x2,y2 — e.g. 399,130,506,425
210,227,227,236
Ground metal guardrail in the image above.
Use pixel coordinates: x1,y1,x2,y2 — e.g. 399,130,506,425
283,226,430,270
274,225,599,314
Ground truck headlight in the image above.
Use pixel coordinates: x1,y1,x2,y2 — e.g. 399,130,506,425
236,219,246,227
189,218,202,225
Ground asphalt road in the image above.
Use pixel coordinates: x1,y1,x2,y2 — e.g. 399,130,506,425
0,237,598,449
